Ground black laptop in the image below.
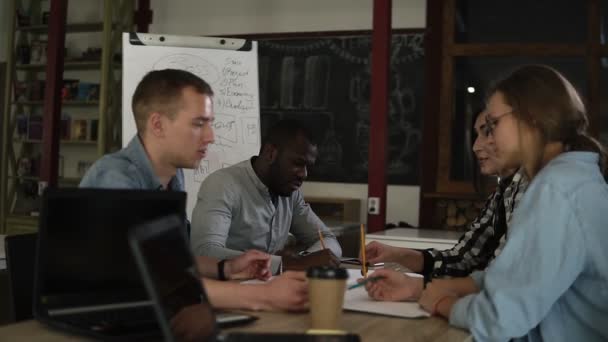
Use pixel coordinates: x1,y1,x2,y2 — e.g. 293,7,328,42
33,188,188,340
129,214,360,342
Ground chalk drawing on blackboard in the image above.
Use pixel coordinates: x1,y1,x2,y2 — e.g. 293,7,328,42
259,56,274,108
258,32,424,184
303,55,330,110
349,69,371,113
390,75,415,117
241,117,259,145
391,34,424,63
355,120,370,172
194,159,210,182
153,53,220,84
280,57,297,109
316,116,344,175
387,73,422,175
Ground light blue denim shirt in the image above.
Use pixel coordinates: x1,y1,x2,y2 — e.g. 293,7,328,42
190,158,342,274
450,152,608,342
79,135,184,191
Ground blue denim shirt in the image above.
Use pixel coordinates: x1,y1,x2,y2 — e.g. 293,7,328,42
450,152,608,342
79,135,184,191
79,136,189,235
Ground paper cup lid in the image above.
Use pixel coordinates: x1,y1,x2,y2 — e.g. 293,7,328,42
306,266,348,279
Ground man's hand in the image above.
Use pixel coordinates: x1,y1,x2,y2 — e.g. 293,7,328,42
225,250,271,281
364,241,405,264
363,269,423,301
282,249,340,271
262,271,308,311
170,304,216,342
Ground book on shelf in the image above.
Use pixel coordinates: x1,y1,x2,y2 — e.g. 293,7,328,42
71,119,88,141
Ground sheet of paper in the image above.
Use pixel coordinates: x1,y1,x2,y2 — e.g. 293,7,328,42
239,269,430,319
345,268,422,286
343,269,429,318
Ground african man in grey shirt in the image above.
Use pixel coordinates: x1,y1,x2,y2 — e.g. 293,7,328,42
191,120,342,274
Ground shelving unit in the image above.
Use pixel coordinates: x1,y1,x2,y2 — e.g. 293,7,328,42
13,100,99,106
0,0,134,234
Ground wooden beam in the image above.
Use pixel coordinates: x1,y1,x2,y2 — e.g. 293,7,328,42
450,44,585,56
134,0,153,33
367,0,391,233
419,0,445,228
436,0,458,193
40,0,68,188
0,0,17,231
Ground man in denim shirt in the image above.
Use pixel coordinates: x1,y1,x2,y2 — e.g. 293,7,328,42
80,69,309,312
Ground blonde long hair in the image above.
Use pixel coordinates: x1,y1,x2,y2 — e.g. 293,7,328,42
488,64,607,177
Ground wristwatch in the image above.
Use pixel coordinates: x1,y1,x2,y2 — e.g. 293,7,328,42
217,259,228,281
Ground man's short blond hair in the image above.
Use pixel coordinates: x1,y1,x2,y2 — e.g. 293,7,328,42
131,69,213,133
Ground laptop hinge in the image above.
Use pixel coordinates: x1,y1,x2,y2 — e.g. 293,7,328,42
47,300,153,316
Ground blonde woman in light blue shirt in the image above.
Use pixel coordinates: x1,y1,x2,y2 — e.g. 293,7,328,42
418,65,608,342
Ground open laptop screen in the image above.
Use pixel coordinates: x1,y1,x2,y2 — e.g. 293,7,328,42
129,214,216,341
35,188,186,310
131,215,204,317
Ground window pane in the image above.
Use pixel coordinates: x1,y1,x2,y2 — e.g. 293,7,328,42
451,57,587,182
455,0,587,44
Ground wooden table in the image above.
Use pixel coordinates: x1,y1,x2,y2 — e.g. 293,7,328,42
226,311,470,341
0,311,470,341
0,320,87,341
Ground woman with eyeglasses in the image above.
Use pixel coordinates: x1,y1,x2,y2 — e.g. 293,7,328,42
361,109,529,301
418,64,608,341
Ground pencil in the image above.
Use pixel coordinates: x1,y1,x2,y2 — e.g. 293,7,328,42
360,223,367,277
317,227,327,250
347,276,385,290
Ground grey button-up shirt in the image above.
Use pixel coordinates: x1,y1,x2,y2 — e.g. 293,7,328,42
79,135,184,191
190,158,342,274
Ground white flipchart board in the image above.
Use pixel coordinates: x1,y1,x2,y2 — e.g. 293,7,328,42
122,32,261,218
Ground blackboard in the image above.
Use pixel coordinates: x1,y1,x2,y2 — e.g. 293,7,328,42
257,32,424,185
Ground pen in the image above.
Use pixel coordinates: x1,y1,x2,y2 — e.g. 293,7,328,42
347,276,385,290
317,227,327,250
360,223,367,277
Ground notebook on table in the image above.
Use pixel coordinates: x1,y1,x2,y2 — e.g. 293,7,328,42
33,188,187,340
129,214,360,342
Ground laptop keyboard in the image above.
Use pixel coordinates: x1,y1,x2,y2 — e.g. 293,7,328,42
56,306,159,335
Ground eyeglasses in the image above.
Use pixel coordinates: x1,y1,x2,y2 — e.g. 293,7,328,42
483,110,514,136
